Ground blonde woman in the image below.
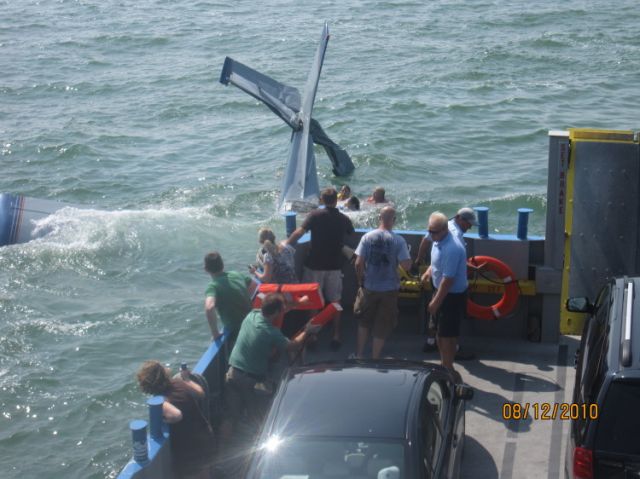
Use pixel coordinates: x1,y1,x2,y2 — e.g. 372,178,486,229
251,228,297,284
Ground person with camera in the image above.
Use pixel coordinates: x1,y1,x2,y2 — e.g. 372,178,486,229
136,360,215,478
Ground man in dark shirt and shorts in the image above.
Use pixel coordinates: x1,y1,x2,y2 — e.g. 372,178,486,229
288,187,355,350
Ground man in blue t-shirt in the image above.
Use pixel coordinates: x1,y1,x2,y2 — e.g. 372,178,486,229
354,206,411,358
422,211,468,372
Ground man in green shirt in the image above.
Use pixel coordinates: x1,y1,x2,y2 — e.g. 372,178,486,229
224,293,320,431
204,251,253,342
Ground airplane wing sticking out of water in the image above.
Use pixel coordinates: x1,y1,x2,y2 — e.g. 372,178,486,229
219,22,354,212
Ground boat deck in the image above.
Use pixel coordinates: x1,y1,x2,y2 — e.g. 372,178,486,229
297,313,579,479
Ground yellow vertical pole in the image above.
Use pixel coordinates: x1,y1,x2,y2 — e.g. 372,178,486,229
559,130,580,334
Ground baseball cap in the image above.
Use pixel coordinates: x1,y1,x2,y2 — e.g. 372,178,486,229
457,207,478,226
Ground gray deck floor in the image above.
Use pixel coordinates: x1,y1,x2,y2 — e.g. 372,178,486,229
301,314,580,479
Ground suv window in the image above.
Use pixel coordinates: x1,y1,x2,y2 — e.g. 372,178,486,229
574,285,612,440
420,381,445,479
581,304,609,403
594,380,640,456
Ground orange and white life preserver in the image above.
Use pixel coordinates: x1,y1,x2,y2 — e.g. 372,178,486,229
466,256,519,320
308,302,342,327
252,283,324,310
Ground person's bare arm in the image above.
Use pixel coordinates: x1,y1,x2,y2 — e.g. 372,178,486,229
285,330,308,353
205,296,222,340
162,401,182,423
286,226,306,245
415,237,431,265
421,265,432,286
251,261,273,283
285,320,322,352
355,255,365,286
399,258,412,271
178,367,205,398
183,379,205,398
428,276,454,315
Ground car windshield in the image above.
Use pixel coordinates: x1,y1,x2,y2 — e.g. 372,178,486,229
253,436,406,479
595,380,640,456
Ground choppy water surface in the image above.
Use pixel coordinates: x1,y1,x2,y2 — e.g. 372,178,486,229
1,0,639,477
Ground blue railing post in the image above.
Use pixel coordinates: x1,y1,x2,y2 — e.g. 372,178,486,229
147,396,164,440
130,419,149,464
517,208,534,240
475,207,489,239
283,212,297,237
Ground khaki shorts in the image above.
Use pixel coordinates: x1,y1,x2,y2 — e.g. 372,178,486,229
302,267,342,303
354,288,398,339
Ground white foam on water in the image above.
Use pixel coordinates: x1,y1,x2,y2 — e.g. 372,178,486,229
29,205,213,252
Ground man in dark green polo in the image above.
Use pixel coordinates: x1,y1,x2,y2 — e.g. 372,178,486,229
204,251,253,342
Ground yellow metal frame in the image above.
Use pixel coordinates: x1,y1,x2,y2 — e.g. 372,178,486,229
397,266,536,300
559,129,637,334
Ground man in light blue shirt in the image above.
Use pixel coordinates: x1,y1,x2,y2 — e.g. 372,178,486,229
414,207,478,269
421,211,468,371
415,207,476,355
354,206,411,358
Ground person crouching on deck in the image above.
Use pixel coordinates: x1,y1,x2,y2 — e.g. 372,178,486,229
224,293,321,433
137,360,215,479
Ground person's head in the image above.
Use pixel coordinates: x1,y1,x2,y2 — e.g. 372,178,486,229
454,207,478,232
372,187,386,203
379,206,397,230
339,185,351,199
262,239,278,257
258,228,276,245
261,293,286,322
204,251,224,275
428,211,449,241
320,187,338,207
346,196,360,211
137,360,171,395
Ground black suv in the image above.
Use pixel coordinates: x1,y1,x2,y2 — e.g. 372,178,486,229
565,277,640,479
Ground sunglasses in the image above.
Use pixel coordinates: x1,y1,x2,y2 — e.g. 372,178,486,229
428,228,445,235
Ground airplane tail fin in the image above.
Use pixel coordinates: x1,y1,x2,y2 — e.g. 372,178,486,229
310,118,355,177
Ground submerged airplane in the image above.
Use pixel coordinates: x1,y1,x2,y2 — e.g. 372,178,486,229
0,23,352,247
220,22,354,211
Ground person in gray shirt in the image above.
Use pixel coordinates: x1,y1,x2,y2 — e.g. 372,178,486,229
354,206,411,358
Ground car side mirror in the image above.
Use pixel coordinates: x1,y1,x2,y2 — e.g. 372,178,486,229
455,384,473,400
565,297,594,313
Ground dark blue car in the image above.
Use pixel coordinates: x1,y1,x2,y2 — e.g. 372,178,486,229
244,359,472,479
